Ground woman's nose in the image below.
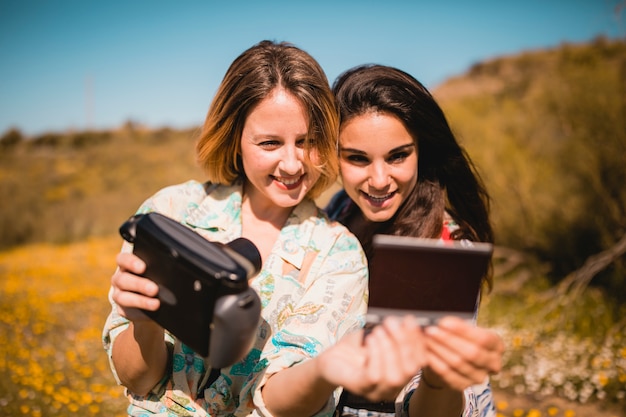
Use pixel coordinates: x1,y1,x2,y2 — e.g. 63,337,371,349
367,163,390,189
278,145,303,174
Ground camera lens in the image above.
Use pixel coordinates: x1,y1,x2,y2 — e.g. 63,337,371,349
226,238,262,277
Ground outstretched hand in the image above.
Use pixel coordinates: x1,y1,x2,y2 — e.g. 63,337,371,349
423,316,504,391
318,316,427,402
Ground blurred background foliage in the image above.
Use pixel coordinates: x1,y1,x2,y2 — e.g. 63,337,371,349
434,36,626,304
1,37,623,303
1,37,625,415
0,123,203,248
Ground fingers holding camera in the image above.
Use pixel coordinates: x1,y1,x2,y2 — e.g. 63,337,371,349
111,252,160,320
423,317,504,391
378,316,427,377
359,316,427,400
342,315,503,400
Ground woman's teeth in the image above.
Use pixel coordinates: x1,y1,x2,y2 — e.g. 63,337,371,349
364,191,394,202
276,176,301,185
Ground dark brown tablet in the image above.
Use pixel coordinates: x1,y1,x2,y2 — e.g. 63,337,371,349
366,234,493,326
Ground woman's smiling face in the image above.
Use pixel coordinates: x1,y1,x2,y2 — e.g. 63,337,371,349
240,87,320,212
339,112,418,223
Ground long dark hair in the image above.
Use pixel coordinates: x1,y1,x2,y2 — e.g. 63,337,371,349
333,64,494,287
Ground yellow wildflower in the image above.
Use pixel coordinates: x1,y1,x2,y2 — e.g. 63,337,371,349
527,409,542,417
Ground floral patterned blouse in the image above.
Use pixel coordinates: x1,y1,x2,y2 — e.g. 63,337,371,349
103,180,369,416
325,190,497,417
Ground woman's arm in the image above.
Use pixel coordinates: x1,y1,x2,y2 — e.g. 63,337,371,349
408,367,464,417
109,252,169,396
112,322,168,396
263,317,427,417
261,342,354,417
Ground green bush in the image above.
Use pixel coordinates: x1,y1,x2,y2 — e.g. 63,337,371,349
436,37,626,300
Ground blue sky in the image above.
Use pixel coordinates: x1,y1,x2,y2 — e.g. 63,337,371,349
1,0,624,137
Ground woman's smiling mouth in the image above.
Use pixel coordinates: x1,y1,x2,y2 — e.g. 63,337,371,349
361,190,397,205
273,175,304,189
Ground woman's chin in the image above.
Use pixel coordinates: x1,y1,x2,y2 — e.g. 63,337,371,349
360,206,395,223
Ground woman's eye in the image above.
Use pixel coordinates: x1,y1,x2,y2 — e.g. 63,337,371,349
388,152,409,163
344,154,369,164
259,140,280,148
297,138,315,148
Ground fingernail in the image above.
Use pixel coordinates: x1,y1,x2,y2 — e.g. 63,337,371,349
405,315,419,328
148,297,160,310
386,316,401,330
425,325,440,336
147,281,159,294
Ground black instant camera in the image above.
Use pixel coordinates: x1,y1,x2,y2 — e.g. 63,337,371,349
119,212,262,368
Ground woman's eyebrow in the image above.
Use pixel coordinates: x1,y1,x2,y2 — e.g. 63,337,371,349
339,147,367,154
388,143,416,153
339,143,415,154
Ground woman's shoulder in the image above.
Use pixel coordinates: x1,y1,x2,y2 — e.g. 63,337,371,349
441,210,460,241
149,179,207,198
136,180,214,217
294,198,364,251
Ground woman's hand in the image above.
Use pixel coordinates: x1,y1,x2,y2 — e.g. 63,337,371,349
319,316,428,402
110,252,161,321
423,316,504,391
360,316,428,401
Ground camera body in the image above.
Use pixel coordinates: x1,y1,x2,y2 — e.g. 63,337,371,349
119,212,262,368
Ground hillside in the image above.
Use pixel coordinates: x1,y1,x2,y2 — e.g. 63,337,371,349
433,36,626,295
3,37,625,294
1,37,626,415
0,125,204,248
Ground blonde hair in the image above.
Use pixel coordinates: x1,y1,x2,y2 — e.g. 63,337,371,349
196,40,339,199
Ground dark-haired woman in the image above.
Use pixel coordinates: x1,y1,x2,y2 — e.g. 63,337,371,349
328,64,504,417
